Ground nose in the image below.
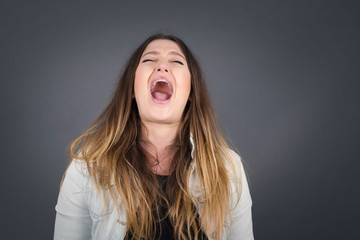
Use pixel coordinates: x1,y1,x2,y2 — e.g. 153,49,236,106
156,63,168,73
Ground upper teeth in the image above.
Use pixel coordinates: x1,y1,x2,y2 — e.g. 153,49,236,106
152,79,172,90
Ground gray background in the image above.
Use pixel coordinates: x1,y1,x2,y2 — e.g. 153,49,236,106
1,0,359,239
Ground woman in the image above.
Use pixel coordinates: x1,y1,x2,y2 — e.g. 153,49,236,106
54,34,254,240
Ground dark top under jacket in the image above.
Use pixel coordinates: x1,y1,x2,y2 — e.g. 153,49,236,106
125,175,208,240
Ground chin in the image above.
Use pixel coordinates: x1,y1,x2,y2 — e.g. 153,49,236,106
146,113,181,125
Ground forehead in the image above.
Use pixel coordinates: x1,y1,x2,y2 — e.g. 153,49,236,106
143,39,183,54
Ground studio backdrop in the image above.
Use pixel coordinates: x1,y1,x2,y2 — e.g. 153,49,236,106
1,0,359,239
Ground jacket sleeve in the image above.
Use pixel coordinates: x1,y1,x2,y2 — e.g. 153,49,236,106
54,160,92,240
227,151,254,240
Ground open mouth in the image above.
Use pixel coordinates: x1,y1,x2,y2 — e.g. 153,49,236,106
150,79,173,102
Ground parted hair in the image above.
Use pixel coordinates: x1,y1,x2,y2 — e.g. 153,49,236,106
67,34,242,240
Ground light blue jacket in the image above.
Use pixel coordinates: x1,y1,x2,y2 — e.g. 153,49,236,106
54,150,254,240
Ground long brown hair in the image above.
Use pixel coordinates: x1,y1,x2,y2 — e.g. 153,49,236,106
68,34,242,240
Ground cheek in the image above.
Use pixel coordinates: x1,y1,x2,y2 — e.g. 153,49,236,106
182,72,191,95
174,68,191,88
133,77,140,96
134,68,147,95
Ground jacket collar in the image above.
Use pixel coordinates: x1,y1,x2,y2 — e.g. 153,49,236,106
190,133,195,159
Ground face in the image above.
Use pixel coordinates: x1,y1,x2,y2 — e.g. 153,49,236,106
134,39,191,125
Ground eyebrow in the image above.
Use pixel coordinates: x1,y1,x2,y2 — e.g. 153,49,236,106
142,51,186,60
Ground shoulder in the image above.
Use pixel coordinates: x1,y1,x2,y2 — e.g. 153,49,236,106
222,148,252,207
225,148,250,189
221,148,244,178
66,159,89,177
55,159,93,217
61,159,92,191
227,149,242,165
224,149,254,239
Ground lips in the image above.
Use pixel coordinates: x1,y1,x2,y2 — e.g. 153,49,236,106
150,77,174,103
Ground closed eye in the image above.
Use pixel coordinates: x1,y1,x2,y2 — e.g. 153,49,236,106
173,60,184,65
142,59,154,63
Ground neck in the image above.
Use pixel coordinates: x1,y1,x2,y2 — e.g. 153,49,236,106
141,121,179,175
141,121,179,152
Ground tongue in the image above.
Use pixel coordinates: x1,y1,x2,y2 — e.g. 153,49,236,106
152,92,171,101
